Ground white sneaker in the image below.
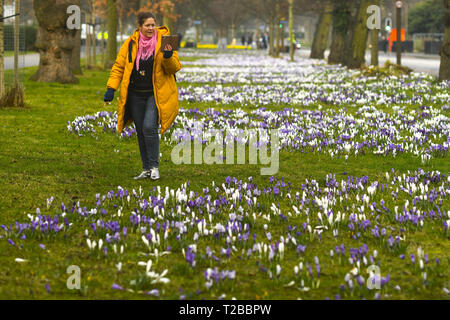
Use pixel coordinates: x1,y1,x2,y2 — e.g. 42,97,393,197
133,170,151,180
150,167,160,180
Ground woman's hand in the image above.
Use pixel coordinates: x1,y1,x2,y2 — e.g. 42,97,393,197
163,44,173,59
104,88,115,103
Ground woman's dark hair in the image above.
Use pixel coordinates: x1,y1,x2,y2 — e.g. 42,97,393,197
137,12,156,26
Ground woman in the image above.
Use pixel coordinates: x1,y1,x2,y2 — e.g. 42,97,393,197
104,12,181,180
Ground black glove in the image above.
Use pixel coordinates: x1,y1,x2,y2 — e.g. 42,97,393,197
104,88,115,102
163,50,173,59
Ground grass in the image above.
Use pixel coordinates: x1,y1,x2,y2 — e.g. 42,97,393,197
0,53,449,300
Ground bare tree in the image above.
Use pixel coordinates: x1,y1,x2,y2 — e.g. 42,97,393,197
138,0,182,32
201,0,248,47
241,0,277,55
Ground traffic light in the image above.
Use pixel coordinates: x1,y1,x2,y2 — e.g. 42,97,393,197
385,18,392,32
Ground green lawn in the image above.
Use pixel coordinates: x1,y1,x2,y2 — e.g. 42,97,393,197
0,54,448,300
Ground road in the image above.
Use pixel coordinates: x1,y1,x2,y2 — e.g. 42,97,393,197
296,48,440,78
4,48,88,70
5,48,441,78
4,53,40,70
367,51,440,78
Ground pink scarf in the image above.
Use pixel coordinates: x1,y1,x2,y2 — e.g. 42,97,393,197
136,30,157,71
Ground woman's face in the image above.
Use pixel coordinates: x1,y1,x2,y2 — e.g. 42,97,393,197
140,18,156,38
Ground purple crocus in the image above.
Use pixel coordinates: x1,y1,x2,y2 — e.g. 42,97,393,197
146,289,159,296
296,244,306,255
112,283,124,290
185,248,196,267
273,186,280,195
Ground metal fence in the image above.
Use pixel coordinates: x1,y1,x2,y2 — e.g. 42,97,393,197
1,0,26,101
412,33,444,54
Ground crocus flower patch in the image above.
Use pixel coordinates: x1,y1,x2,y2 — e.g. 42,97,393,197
68,105,449,162
2,170,449,299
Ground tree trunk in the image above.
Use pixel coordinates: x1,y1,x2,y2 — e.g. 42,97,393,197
310,0,332,59
275,0,280,57
231,23,235,42
71,28,82,75
346,0,370,69
269,18,275,56
0,2,4,95
104,0,117,69
162,2,173,31
119,17,123,44
85,13,91,69
14,0,19,86
370,0,380,66
289,0,294,61
30,0,78,83
101,21,105,67
195,24,199,45
439,0,450,81
91,1,96,67
328,0,351,65
371,29,379,66
255,18,261,49
343,0,358,66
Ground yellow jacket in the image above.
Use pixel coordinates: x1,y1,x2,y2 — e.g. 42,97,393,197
106,26,182,134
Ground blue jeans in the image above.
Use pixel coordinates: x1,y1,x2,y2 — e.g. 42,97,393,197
128,92,159,170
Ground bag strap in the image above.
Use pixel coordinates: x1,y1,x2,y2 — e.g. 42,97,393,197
128,40,133,63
